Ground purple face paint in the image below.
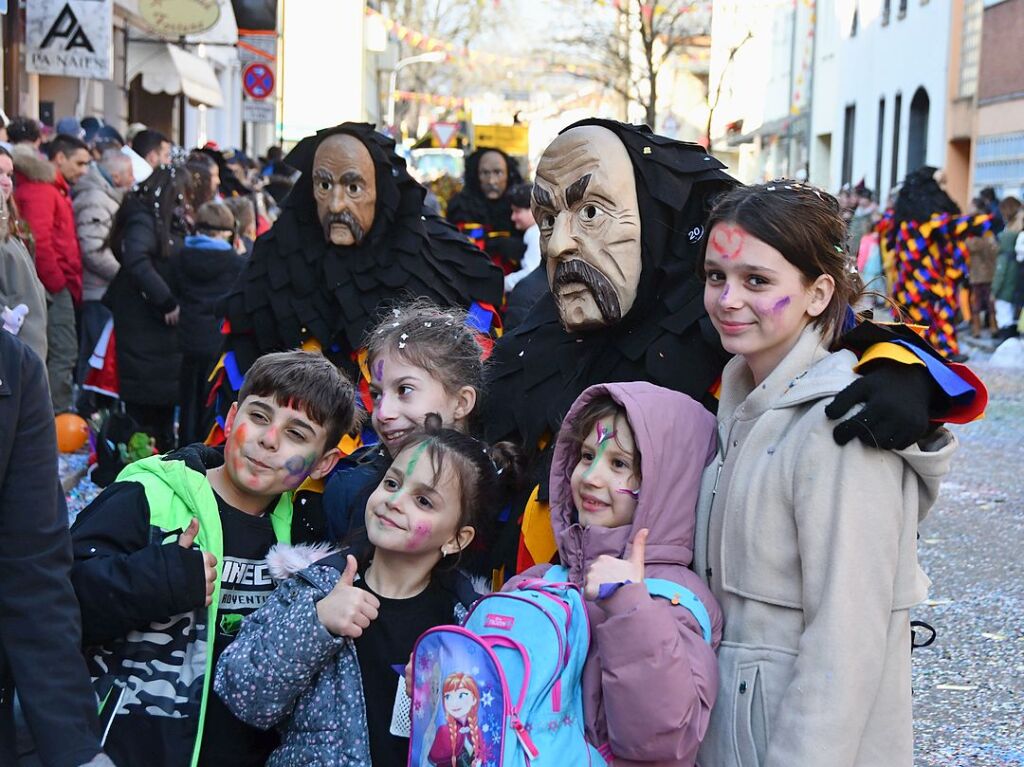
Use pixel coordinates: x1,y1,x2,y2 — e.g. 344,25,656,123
373,359,385,381
616,487,641,500
771,296,791,313
719,284,730,303
407,521,433,551
283,453,317,488
754,296,792,317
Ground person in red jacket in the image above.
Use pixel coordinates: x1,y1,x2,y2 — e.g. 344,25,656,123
12,134,90,412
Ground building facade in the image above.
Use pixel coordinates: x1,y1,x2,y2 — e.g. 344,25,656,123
973,0,1024,199
2,0,273,153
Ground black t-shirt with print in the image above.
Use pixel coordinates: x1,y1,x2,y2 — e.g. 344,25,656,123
198,493,280,766
355,576,455,766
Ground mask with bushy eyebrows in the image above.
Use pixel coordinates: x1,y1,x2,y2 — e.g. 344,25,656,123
532,126,641,332
312,133,377,247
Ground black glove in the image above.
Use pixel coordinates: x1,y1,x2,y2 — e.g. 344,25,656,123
825,363,933,449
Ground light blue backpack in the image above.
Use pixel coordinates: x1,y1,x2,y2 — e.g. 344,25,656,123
407,575,604,766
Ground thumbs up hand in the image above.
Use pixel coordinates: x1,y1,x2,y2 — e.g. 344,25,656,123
178,518,218,607
315,555,381,638
584,528,649,601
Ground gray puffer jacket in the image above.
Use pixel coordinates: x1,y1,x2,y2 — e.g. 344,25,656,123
71,165,124,302
214,543,477,767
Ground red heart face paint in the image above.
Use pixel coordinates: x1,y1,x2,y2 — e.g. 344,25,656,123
710,223,745,259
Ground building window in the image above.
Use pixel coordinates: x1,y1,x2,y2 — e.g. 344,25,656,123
898,0,908,18
842,104,856,186
851,8,858,36
907,87,930,173
883,0,891,25
875,98,886,196
891,92,902,187
959,0,983,98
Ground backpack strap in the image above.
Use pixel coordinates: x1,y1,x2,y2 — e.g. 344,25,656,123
643,578,713,644
545,564,570,582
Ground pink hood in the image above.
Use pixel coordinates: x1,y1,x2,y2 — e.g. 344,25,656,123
535,381,722,766
549,381,717,581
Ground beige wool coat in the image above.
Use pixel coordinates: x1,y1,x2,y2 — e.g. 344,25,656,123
693,325,956,767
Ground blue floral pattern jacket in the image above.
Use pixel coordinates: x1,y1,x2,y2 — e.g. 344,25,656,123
214,543,477,766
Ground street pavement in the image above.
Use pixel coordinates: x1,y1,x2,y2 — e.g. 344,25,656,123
913,357,1024,765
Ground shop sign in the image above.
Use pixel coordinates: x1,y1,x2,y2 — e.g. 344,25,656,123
26,0,114,80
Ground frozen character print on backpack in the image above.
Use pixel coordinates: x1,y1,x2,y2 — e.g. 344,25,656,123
420,671,491,767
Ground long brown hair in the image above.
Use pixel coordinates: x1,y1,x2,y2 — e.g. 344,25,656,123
698,181,864,347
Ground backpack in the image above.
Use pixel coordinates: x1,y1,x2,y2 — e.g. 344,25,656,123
407,575,605,766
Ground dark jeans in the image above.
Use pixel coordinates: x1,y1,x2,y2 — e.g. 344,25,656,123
75,301,115,415
45,288,77,414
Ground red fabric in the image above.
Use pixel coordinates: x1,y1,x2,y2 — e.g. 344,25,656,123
14,170,83,303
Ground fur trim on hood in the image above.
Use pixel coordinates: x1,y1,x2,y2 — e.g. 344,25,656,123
266,542,341,580
11,144,56,184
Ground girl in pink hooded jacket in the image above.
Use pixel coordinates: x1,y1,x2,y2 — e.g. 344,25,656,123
507,381,722,766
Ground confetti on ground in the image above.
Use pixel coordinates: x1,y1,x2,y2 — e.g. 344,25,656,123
912,359,1024,766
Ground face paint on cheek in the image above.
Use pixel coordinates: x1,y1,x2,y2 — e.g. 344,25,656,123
226,422,248,475
407,521,433,551
283,453,317,488
710,224,745,259
373,359,384,381
582,421,617,479
719,284,730,303
616,487,641,500
755,296,792,317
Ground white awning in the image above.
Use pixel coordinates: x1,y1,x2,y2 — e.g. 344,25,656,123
127,42,224,108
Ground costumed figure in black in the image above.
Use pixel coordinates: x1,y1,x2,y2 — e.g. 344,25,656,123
214,123,503,538
877,166,991,360
483,119,986,581
446,146,526,278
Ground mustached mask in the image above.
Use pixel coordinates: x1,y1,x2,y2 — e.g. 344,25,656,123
533,126,642,332
312,133,378,247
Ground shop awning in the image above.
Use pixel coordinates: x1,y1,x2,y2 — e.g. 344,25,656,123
127,42,224,108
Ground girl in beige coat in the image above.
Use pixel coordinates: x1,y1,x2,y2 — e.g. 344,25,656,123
693,182,957,766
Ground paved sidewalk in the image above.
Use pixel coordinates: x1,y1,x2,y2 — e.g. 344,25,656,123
913,362,1024,765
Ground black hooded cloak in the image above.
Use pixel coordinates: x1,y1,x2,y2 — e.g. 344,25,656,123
483,119,736,488
447,146,525,233
221,123,503,381
446,147,526,273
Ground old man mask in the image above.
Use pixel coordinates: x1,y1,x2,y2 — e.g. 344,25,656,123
312,133,377,246
533,126,641,332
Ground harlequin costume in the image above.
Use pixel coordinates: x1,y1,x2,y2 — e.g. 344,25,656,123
878,168,991,359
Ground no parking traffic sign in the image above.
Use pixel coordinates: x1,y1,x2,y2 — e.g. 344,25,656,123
242,62,274,100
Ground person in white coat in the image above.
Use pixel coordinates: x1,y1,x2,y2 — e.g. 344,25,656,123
694,181,957,767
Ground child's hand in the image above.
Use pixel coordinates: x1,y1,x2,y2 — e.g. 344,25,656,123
316,555,380,638
584,528,648,601
178,518,218,607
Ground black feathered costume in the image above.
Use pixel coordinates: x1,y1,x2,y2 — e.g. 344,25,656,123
446,146,526,275
216,123,503,390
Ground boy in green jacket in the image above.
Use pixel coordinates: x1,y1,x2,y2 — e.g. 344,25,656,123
71,351,355,767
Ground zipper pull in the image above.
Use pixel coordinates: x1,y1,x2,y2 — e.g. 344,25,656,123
511,714,539,759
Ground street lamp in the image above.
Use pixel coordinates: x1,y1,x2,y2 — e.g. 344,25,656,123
386,51,447,134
